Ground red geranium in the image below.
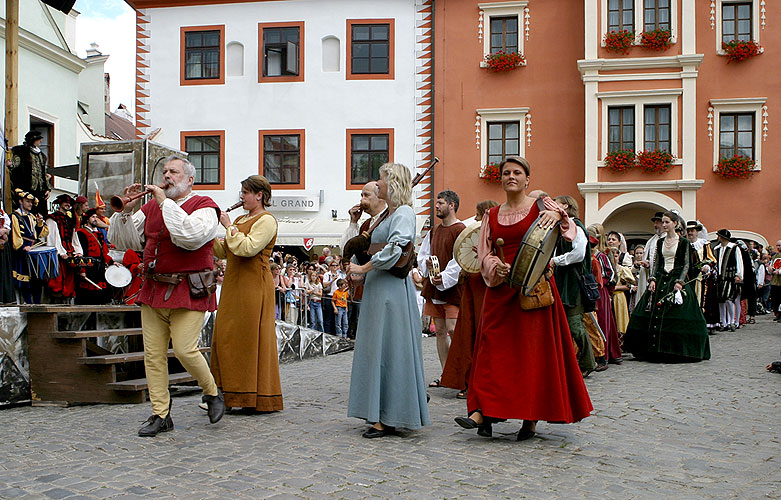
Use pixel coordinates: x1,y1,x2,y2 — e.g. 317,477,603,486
604,149,636,172
637,149,676,174
640,29,672,51
715,155,756,179
483,51,526,72
479,162,502,182
722,40,763,63
604,30,635,54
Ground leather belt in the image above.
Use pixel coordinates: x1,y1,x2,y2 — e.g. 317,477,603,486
150,272,185,301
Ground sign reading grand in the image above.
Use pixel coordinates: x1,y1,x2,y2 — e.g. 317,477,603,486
268,194,320,212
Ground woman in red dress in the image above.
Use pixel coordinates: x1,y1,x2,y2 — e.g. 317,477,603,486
454,157,593,440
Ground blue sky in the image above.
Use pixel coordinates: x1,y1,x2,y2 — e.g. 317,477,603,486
74,0,131,18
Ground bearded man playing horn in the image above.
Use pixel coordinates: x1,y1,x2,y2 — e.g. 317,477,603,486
111,156,225,436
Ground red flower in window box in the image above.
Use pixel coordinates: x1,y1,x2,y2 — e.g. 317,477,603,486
604,150,636,173
722,40,763,63
637,149,676,174
483,51,526,72
715,155,756,179
479,162,502,183
603,30,635,54
639,29,672,51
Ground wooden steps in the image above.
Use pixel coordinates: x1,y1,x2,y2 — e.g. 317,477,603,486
53,328,144,339
108,371,196,391
77,347,209,365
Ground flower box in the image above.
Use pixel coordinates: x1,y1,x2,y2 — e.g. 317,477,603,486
603,30,634,54
639,29,672,51
637,149,676,174
715,155,756,179
483,51,526,72
604,150,636,173
479,162,502,183
722,40,763,63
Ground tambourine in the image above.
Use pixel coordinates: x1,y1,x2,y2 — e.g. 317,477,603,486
429,255,441,284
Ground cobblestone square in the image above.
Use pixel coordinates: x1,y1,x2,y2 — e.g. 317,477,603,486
1,317,779,499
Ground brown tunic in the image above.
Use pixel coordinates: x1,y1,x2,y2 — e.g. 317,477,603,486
422,221,466,305
211,213,283,411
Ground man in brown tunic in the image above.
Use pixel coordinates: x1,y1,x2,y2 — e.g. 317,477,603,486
417,190,465,387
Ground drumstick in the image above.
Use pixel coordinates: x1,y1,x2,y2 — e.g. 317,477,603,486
82,276,104,290
495,238,506,263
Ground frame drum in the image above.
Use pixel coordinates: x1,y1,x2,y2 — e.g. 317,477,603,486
453,222,482,274
508,215,560,295
105,264,133,288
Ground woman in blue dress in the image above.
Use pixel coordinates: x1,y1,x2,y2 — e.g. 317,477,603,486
347,163,430,438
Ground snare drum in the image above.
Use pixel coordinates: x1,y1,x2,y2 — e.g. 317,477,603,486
508,214,560,295
27,246,59,280
105,264,133,288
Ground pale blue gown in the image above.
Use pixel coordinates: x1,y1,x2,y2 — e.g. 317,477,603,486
347,204,430,429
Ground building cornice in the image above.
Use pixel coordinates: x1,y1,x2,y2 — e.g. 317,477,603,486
477,1,528,9
577,179,704,194
577,54,704,74
125,0,282,9
596,88,683,99
0,20,86,73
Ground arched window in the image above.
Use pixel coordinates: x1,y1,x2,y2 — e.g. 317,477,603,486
227,41,244,77
321,36,340,72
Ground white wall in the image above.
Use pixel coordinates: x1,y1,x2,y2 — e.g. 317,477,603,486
79,57,108,135
145,0,417,220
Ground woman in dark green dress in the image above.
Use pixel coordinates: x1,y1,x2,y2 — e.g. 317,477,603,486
624,212,710,362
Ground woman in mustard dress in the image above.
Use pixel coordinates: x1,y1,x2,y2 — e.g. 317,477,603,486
211,175,283,412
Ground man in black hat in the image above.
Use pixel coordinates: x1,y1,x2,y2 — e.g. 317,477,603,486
45,194,82,300
10,131,50,217
686,220,716,308
75,208,113,304
636,211,665,297
713,229,743,331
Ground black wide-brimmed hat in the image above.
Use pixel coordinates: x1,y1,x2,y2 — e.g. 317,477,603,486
53,194,75,205
716,228,731,240
24,130,43,143
81,208,98,224
651,211,664,222
686,220,703,231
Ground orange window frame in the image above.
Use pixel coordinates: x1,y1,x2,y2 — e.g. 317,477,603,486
180,130,226,190
346,19,395,81
259,129,306,190
258,21,305,83
345,128,394,190
180,25,226,86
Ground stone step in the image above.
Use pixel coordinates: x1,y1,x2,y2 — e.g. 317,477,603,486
77,347,210,365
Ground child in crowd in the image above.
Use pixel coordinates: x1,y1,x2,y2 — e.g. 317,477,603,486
332,278,350,338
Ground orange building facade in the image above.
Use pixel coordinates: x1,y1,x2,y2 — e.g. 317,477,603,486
433,0,779,246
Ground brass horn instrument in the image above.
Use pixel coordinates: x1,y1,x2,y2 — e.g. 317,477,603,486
225,200,244,212
110,182,171,212
342,157,440,265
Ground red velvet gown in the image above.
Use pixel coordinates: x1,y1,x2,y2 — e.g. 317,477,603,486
467,204,593,423
440,272,486,391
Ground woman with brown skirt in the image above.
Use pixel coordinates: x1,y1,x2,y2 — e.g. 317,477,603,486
211,175,283,413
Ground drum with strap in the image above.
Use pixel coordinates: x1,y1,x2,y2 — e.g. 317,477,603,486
27,246,59,280
105,264,133,288
508,213,560,296
453,222,482,274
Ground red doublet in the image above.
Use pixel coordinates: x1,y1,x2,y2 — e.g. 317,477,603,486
76,228,112,291
46,210,77,297
467,205,593,423
137,196,219,311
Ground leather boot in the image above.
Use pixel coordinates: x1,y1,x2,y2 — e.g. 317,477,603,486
138,413,173,437
202,389,225,423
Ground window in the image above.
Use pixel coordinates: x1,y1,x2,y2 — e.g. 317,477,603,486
346,19,394,80
719,113,754,159
608,106,635,152
644,0,671,32
489,16,518,54
260,130,305,189
643,104,671,152
722,2,752,43
180,131,225,190
29,117,54,167
259,22,304,83
347,129,394,188
487,122,520,164
180,26,225,85
608,0,634,32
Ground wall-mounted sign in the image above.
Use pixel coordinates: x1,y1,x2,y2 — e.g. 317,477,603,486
268,194,320,212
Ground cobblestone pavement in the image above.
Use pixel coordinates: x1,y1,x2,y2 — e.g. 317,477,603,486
1,316,779,500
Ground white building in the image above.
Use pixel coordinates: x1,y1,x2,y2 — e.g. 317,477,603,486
125,0,435,248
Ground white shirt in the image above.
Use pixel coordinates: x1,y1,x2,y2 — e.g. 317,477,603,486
553,225,587,266
322,270,346,296
717,242,744,280
417,220,464,303
46,216,83,258
109,191,219,252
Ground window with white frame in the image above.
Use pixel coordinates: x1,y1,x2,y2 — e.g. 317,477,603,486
479,2,527,60
710,98,766,170
715,0,761,53
601,0,677,45
598,89,681,162
477,107,529,168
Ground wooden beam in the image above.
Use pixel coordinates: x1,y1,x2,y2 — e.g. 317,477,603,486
4,0,19,211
